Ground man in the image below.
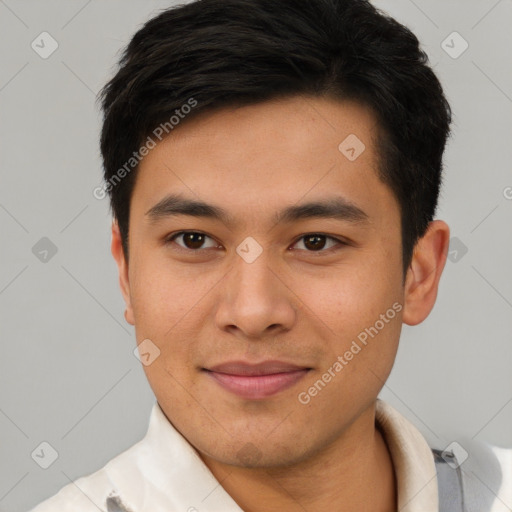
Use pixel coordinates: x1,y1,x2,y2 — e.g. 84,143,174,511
30,0,510,511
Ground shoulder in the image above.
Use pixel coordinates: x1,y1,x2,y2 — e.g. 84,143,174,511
432,437,512,512
459,439,511,512
376,399,512,511
28,438,147,512
28,468,115,512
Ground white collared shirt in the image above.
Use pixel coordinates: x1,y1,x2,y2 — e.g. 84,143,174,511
30,399,511,512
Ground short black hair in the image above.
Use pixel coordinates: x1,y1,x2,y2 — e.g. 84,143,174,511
98,0,451,277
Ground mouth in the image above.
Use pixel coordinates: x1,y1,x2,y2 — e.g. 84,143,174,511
202,360,312,400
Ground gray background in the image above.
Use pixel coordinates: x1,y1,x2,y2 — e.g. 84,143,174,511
0,1,511,510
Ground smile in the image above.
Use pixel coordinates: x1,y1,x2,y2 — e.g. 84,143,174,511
202,361,311,399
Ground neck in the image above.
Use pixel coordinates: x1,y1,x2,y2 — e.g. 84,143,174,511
199,402,397,512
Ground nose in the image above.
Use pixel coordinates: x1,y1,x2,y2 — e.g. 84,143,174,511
214,248,297,340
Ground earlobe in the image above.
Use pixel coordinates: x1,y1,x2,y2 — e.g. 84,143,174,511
402,220,450,326
111,222,135,326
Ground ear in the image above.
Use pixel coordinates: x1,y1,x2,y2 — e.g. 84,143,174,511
402,220,450,326
111,222,135,325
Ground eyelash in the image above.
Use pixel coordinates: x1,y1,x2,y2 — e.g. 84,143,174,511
164,231,348,255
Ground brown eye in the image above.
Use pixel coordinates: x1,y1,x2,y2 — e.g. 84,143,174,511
292,234,344,252
182,232,206,249
167,231,218,251
303,235,327,251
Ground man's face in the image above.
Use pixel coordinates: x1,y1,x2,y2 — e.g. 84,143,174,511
117,96,406,467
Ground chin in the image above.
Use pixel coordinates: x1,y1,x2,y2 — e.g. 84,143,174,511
197,434,315,470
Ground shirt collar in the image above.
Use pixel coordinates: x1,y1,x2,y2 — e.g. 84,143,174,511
105,401,244,511
106,399,438,511
375,398,439,511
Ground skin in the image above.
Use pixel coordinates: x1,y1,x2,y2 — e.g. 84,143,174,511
111,95,450,511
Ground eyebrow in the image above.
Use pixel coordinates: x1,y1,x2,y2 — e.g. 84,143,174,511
145,193,369,227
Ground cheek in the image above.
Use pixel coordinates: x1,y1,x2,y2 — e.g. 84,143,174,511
129,255,211,371
305,290,402,415
313,261,400,329
304,252,403,376
129,254,195,332
132,264,203,401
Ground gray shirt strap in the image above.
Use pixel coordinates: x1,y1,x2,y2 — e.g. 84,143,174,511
432,448,466,512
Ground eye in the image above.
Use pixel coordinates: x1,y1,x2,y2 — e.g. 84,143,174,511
165,231,346,254
166,231,219,251
291,233,346,253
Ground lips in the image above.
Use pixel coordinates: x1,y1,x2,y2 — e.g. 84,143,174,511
203,360,311,399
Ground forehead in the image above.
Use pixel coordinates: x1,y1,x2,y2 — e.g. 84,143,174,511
164,95,380,160
131,95,399,229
